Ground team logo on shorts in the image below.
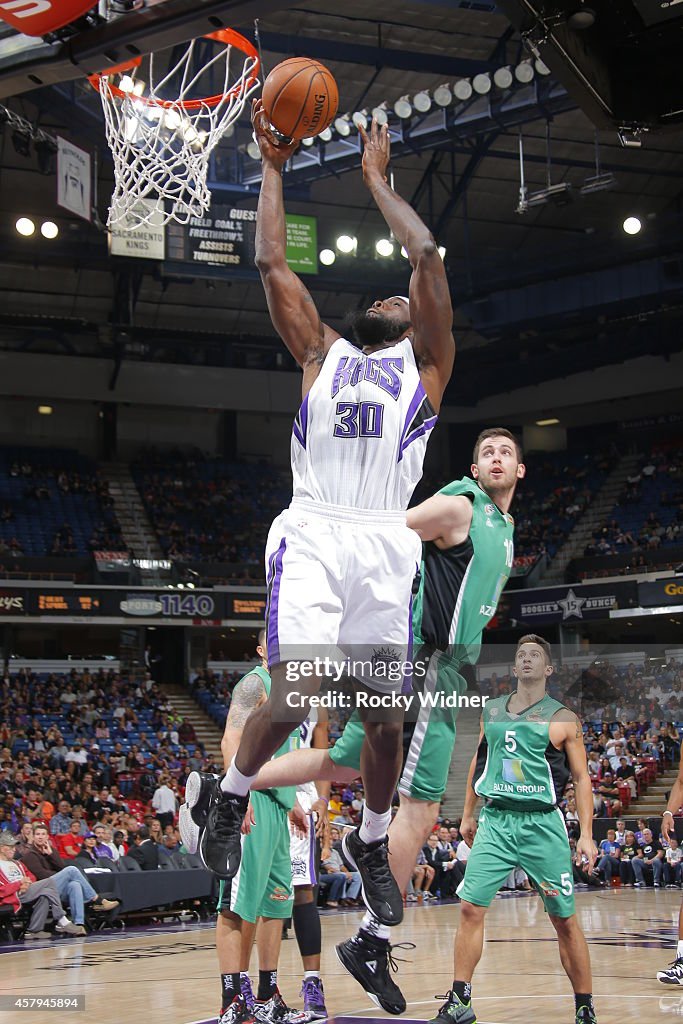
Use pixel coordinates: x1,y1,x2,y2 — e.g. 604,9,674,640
538,881,559,898
502,758,525,784
269,886,291,902
291,858,307,879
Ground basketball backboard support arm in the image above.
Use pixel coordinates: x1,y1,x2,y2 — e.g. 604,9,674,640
0,0,293,99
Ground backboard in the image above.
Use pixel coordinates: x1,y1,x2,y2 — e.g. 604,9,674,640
0,0,294,100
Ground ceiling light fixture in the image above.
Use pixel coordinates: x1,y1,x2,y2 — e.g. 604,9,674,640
319,248,336,266
40,220,58,239
433,83,452,107
393,95,412,119
623,216,642,235
472,73,492,95
15,217,35,236
413,90,431,114
375,238,394,257
371,102,389,126
336,234,357,254
514,60,535,84
453,79,473,102
493,66,513,90
334,113,351,137
536,417,560,426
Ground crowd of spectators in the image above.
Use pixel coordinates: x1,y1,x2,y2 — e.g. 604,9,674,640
583,443,683,560
0,448,123,561
132,449,290,571
0,666,221,940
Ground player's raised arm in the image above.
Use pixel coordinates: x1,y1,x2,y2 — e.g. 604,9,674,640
407,493,473,544
358,117,455,411
562,713,598,869
252,100,340,390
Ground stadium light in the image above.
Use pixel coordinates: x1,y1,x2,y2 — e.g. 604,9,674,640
514,60,535,83
371,102,389,126
534,58,552,75
536,418,560,426
472,73,492,95
16,216,35,236
393,95,413,119
336,234,357,254
438,245,446,260
334,113,351,137
623,216,642,235
453,79,473,102
246,140,261,160
38,405,53,415
352,109,369,131
493,66,513,90
319,126,333,143
375,238,394,257
319,248,336,266
413,90,431,114
41,221,59,239
301,136,315,147
433,83,453,107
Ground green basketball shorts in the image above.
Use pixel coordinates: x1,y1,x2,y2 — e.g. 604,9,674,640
217,791,293,923
458,804,575,918
329,652,465,804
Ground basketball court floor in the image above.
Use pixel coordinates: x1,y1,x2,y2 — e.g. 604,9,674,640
0,890,680,1023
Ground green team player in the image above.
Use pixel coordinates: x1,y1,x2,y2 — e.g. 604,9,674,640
203,632,306,1024
253,427,525,1013
431,634,598,1024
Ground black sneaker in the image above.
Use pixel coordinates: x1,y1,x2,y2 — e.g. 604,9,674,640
342,828,403,926
659,958,683,985
219,993,255,1024
253,989,307,1023
179,771,217,854
575,1007,597,1023
335,932,411,1015
199,779,249,880
428,990,476,1024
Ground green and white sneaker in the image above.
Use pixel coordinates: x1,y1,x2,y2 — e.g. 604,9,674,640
429,990,476,1024
575,1006,598,1023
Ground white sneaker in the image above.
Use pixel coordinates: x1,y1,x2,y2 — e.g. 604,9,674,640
55,921,86,936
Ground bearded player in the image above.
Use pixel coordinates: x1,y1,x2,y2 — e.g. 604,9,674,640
182,102,454,933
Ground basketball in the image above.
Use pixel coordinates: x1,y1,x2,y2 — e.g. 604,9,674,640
262,57,339,140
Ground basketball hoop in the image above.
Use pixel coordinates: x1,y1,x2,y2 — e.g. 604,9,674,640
89,29,260,228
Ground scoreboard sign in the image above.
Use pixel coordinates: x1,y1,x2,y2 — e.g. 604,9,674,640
0,586,266,622
166,205,257,270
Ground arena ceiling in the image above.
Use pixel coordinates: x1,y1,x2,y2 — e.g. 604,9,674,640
0,0,682,412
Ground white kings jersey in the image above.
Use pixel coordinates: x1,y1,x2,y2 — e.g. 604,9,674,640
291,336,437,510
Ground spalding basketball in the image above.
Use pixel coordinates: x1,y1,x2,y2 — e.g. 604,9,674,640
262,57,339,141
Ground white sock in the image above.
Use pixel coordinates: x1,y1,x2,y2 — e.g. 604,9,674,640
359,808,391,845
303,971,320,980
677,940,683,959
58,916,69,927
361,911,390,942
221,757,257,797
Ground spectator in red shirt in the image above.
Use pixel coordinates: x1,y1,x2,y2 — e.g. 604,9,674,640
55,820,86,860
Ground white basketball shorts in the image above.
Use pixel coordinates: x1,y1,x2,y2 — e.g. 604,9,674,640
264,497,421,694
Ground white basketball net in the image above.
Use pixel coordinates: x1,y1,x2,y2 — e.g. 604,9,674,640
93,35,260,228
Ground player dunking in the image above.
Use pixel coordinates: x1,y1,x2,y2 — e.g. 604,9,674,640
252,428,525,1012
432,635,598,1024
182,102,454,929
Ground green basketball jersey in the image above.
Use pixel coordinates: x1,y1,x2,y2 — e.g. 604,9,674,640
246,664,299,811
412,476,515,660
473,692,570,810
